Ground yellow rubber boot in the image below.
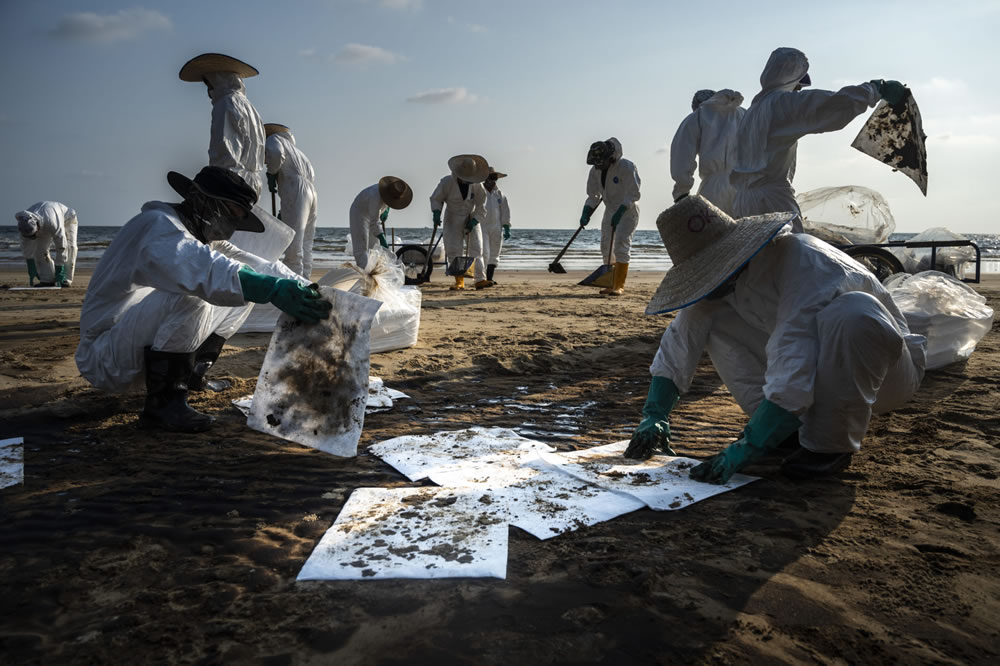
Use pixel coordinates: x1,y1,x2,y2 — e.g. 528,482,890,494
608,262,628,296
599,264,615,294
450,276,465,291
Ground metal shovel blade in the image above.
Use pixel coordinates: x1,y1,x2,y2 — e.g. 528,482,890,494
578,264,614,288
446,256,475,277
548,262,567,274
851,93,928,195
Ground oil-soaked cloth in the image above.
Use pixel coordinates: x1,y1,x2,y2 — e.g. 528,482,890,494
852,94,928,195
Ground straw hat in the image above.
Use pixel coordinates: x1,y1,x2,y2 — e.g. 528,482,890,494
264,123,291,137
167,166,264,233
447,154,489,183
487,167,508,179
645,195,796,315
378,176,413,210
179,53,259,82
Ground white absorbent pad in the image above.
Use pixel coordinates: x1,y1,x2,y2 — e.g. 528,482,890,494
247,287,382,457
9,287,63,291
0,437,24,489
297,486,508,581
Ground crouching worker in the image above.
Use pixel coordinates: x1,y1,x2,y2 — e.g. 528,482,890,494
624,195,926,481
75,166,332,433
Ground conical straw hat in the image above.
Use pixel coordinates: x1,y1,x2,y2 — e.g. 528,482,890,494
447,154,489,183
378,176,413,210
179,53,259,82
264,123,291,137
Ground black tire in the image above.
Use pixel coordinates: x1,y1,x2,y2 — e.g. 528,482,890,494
844,246,905,282
396,244,430,284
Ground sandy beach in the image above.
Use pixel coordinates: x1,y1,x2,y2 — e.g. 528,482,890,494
1,267,998,664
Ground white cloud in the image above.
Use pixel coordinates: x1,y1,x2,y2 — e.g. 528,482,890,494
917,77,968,94
655,144,669,155
379,0,422,10
933,133,997,146
447,16,487,32
50,8,171,44
299,47,318,59
334,43,405,65
406,87,479,104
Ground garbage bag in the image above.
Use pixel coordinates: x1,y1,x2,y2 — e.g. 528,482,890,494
892,227,977,280
851,94,928,195
797,186,895,245
885,271,993,370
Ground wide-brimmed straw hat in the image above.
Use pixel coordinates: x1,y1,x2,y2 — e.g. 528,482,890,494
448,154,489,183
264,123,291,137
167,166,264,233
487,167,508,179
179,53,259,82
645,195,796,315
378,176,413,210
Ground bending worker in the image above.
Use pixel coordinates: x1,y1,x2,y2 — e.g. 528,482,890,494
481,167,511,285
349,176,413,270
180,52,266,197
581,137,640,296
76,166,331,434
670,89,745,213
265,123,319,278
15,201,79,287
730,46,908,224
430,154,490,291
624,195,926,482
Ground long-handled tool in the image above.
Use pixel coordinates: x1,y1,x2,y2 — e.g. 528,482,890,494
548,225,585,274
271,191,277,217
578,221,616,288
447,225,476,277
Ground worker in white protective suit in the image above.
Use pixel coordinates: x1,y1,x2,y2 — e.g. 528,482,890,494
670,89,745,214
349,176,413,270
76,166,331,434
481,167,511,285
581,137,640,296
730,47,908,225
15,201,79,287
179,53,266,197
265,123,319,278
624,195,926,482
430,154,490,291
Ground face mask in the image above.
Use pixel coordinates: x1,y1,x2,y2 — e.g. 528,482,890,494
191,194,242,242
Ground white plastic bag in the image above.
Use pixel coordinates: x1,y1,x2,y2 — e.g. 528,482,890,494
885,271,994,370
796,186,895,245
893,227,976,280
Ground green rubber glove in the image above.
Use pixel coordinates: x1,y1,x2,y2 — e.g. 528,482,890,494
26,258,39,286
380,207,389,223
267,172,278,194
871,79,908,106
580,205,595,227
503,224,511,241
377,233,389,248
610,204,627,228
690,399,801,484
238,266,331,323
54,265,67,286
624,376,681,460
465,218,479,232
432,210,442,227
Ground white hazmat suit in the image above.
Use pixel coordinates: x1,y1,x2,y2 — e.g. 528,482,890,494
349,184,388,270
430,175,487,283
266,131,318,278
17,201,78,285
482,185,510,267
651,230,926,454
76,202,298,393
585,138,640,264
670,90,745,214
207,72,266,197
730,48,881,226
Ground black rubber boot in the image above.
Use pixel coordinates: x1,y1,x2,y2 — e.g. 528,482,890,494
780,447,853,480
486,264,497,283
139,347,215,433
188,333,231,392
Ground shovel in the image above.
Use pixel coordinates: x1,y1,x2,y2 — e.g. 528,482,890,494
271,191,277,217
578,222,616,288
446,226,476,277
548,225,585,274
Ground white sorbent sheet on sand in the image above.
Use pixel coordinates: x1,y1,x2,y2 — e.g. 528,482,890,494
535,441,759,510
8,287,63,291
0,437,24,489
232,378,409,417
297,486,508,581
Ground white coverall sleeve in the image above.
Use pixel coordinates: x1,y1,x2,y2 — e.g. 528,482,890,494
585,169,603,210
135,223,246,307
472,185,487,222
649,303,718,393
429,177,448,213
264,135,286,175
772,83,881,142
621,161,641,207
501,194,511,227
209,99,245,174
211,240,304,282
20,236,36,260
669,112,701,202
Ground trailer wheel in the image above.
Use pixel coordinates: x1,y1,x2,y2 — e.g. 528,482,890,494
396,244,430,284
844,246,905,282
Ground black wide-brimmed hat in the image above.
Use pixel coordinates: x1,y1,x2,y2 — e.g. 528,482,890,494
167,166,264,233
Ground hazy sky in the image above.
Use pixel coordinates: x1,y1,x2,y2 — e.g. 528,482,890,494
2,0,998,233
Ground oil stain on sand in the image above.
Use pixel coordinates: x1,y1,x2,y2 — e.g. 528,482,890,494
248,287,382,457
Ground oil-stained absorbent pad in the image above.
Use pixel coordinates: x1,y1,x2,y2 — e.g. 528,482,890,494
9,287,63,291
233,377,408,417
297,486,508,581
536,441,758,510
0,437,24,489
248,287,382,456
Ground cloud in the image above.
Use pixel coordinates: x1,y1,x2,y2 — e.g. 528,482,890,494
299,47,318,59
379,0,422,10
917,77,968,94
333,43,405,65
447,16,487,32
50,8,171,44
655,144,669,155
406,87,479,104
933,133,997,146
76,169,105,179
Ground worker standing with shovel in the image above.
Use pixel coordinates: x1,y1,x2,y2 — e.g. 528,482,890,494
429,154,490,291
579,137,640,296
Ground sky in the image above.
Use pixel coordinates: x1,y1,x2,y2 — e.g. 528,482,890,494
1,0,998,233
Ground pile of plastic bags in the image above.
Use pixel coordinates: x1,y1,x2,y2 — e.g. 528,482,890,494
797,186,895,246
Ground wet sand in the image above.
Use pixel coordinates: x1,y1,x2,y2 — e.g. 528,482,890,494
1,268,998,664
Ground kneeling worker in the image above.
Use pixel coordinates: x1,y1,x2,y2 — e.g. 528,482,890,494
76,166,331,433
625,195,926,481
